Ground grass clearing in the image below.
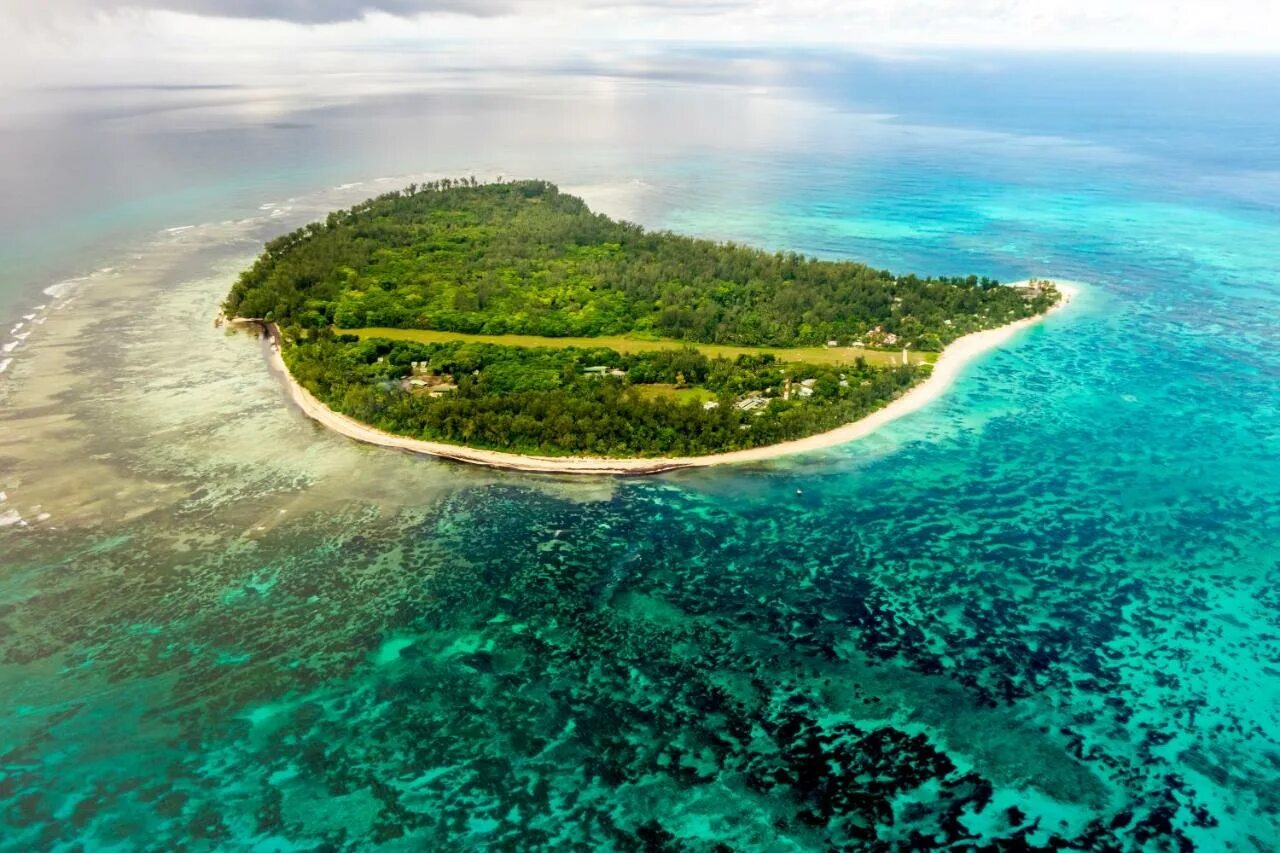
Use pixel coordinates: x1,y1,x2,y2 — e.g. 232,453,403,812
340,327,936,367
630,384,718,404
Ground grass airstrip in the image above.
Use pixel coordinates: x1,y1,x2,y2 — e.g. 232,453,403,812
340,328,937,368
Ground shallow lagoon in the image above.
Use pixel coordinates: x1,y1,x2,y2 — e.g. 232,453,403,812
2,53,1279,848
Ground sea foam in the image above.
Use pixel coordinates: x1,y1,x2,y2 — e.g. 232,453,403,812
44,278,84,299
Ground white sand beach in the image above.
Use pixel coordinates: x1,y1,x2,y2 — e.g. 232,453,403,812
256,280,1077,476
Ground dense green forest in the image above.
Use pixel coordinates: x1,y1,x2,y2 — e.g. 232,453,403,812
284,335,922,457
227,179,1058,457
225,179,1057,351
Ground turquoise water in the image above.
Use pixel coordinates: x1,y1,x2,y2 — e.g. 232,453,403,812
2,52,1280,848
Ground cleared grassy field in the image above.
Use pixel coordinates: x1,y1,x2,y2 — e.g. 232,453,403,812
340,327,936,366
630,384,719,404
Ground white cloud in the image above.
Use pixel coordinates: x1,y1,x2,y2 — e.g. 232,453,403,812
0,0,1276,91
0,0,512,23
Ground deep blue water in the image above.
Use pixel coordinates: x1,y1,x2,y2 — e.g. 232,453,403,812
1,50,1279,849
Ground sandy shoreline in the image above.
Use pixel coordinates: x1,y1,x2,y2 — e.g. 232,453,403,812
252,280,1077,476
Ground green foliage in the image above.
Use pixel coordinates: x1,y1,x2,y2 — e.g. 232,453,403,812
283,337,923,457
231,179,1056,457
225,179,1058,349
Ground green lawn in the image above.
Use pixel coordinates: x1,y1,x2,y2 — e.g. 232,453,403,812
339,327,936,367
630,384,719,404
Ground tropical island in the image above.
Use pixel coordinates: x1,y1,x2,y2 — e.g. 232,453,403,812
224,179,1066,473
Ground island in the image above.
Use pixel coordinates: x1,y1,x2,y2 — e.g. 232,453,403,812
224,179,1068,474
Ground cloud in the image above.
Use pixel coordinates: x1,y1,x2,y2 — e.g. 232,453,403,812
1,0,515,24
0,0,1277,54
0,0,761,24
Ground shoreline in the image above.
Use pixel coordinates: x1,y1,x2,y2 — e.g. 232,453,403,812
251,280,1078,476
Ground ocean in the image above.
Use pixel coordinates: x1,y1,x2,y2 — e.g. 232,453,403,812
1,49,1279,849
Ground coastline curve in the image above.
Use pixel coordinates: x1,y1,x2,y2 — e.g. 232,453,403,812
248,280,1078,476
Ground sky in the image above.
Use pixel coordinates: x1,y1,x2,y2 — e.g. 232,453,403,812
1,0,1277,90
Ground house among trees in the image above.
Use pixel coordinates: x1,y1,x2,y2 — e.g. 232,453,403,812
1020,278,1051,297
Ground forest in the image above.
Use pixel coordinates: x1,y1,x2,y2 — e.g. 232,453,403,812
283,334,923,457
225,179,1058,351
227,179,1057,456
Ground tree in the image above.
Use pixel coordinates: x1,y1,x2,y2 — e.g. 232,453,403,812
231,180,1056,457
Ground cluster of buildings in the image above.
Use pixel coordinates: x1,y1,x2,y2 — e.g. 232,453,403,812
729,373,851,412
862,326,899,347
404,362,456,396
